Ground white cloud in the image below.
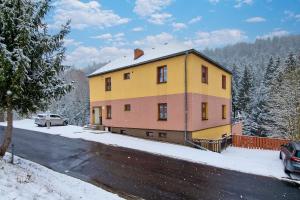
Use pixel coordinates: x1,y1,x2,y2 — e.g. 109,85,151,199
134,0,172,16
208,0,220,4
283,10,300,22
91,33,113,40
64,38,82,47
147,13,172,25
91,33,126,46
245,17,266,23
132,27,144,32
133,32,175,47
172,22,187,31
65,46,131,67
185,29,248,49
257,30,289,39
51,0,130,30
188,16,202,24
133,0,172,25
234,0,253,8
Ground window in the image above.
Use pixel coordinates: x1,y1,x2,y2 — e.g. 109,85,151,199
120,130,126,134
146,132,154,137
296,151,300,158
106,105,112,119
105,77,111,91
157,65,167,83
222,75,226,89
159,132,167,138
158,103,167,120
202,66,208,84
202,102,208,120
287,144,294,153
222,105,227,119
124,73,130,80
124,104,131,111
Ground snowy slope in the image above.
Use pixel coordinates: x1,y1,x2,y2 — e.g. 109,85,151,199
0,119,288,180
0,153,123,200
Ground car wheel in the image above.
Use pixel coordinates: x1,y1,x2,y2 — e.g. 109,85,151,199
284,160,290,174
44,123,47,127
284,167,290,174
279,152,282,160
63,121,68,126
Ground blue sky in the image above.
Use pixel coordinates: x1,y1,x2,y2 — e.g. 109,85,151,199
47,0,300,67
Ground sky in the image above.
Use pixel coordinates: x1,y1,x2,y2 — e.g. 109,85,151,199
46,0,300,68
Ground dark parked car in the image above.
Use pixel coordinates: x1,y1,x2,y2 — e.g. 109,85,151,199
280,141,300,174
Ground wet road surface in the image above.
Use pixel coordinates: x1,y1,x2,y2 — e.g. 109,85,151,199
0,126,299,200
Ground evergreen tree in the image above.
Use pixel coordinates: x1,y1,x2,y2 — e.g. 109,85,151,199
0,0,72,156
238,66,254,115
272,54,300,139
247,57,281,136
231,64,240,121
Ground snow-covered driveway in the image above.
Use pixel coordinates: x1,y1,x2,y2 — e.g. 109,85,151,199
0,119,287,180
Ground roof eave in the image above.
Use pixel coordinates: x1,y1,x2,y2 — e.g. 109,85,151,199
87,49,231,78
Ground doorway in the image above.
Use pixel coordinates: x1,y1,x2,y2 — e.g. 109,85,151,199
93,107,102,125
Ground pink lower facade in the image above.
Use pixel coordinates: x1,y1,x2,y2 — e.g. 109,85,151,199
90,93,231,132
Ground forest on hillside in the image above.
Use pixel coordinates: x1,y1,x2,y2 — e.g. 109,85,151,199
204,35,300,139
44,35,300,139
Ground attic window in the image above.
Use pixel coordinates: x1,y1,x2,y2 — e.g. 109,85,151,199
124,73,130,80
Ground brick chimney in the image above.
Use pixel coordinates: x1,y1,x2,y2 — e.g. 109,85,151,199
134,48,144,60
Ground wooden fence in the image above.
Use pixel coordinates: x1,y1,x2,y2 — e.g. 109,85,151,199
193,136,232,153
232,135,290,150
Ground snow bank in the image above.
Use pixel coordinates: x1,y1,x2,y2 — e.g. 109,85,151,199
0,153,123,200
0,119,287,180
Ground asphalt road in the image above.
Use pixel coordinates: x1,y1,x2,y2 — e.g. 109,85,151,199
0,126,299,200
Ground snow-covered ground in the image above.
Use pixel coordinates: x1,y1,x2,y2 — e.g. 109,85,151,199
0,119,292,181
0,153,123,200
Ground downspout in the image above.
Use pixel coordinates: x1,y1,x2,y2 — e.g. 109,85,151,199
183,51,207,151
184,51,188,144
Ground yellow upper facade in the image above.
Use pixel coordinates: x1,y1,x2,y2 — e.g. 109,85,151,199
89,52,231,102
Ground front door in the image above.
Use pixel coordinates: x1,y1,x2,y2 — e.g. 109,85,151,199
94,107,100,125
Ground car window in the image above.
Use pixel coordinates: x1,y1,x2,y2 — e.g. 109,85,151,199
295,151,300,158
38,115,45,118
287,144,294,153
50,115,55,118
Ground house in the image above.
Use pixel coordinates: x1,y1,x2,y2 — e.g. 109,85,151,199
88,45,232,145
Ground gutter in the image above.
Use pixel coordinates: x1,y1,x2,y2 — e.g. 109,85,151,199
183,51,208,151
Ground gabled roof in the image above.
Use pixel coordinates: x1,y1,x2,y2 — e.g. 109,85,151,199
88,45,231,77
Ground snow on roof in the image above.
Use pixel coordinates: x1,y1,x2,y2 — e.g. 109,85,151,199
89,44,192,77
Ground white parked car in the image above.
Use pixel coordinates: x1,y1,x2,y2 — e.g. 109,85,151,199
35,114,69,127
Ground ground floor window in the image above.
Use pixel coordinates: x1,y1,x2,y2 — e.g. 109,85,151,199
222,105,227,119
202,102,208,120
158,103,167,120
106,105,112,119
124,104,131,111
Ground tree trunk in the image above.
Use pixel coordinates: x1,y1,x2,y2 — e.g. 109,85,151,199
0,100,13,157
